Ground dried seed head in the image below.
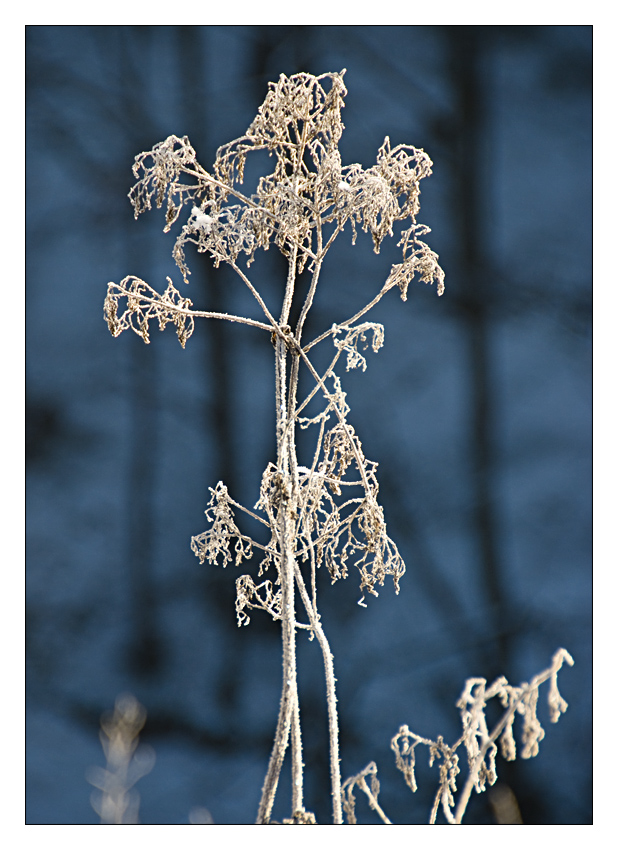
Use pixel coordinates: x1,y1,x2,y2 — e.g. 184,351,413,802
117,70,443,294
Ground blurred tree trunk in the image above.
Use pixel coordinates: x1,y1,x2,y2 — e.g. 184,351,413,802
176,26,245,724
119,29,164,677
443,26,508,674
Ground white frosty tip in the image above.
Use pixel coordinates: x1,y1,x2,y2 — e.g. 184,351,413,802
191,207,215,232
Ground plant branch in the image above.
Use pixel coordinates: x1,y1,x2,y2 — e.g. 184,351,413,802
294,561,343,824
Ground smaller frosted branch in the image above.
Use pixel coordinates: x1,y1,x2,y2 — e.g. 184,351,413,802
389,649,574,824
341,762,392,825
104,276,273,347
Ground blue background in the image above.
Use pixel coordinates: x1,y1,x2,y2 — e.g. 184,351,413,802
26,25,591,825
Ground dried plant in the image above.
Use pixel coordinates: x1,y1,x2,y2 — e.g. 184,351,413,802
342,761,392,825
104,70,571,824
87,694,155,825
344,648,574,824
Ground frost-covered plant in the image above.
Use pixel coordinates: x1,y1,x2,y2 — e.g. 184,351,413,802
344,648,574,824
104,70,570,824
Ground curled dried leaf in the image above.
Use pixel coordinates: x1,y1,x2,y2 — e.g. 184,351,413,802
235,574,282,627
190,482,254,567
332,322,385,372
104,276,194,347
130,134,198,222
341,761,391,825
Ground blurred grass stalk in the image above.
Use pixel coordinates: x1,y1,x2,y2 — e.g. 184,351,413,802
86,693,155,825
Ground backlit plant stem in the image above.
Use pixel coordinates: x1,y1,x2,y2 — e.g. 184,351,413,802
105,70,446,824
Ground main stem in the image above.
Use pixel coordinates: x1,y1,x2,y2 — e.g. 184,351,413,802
294,563,343,824
256,207,344,824
256,252,304,824
279,249,304,817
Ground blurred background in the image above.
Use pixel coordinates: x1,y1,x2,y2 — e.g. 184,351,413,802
26,25,591,825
